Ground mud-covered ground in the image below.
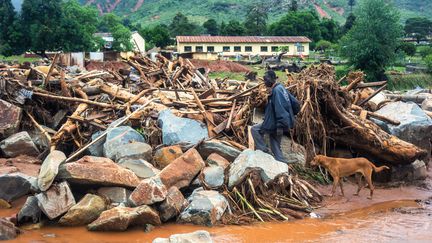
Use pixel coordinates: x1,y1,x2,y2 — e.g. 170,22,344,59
1,168,431,242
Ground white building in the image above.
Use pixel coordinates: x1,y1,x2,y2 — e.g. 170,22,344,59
94,31,145,53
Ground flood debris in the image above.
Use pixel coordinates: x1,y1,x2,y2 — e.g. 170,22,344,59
0,53,430,237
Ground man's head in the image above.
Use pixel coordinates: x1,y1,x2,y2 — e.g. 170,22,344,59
264,70,278,87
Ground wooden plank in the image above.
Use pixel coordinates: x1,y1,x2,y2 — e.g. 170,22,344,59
198,88,216,99
225,99,237,131
356,81,387,88
358,84,387,106
248,126,254,150
213,120,228,134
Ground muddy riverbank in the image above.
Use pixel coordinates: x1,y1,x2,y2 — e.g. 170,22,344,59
2,169,431,243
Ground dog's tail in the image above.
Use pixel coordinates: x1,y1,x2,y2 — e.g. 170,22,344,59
370,162,390,173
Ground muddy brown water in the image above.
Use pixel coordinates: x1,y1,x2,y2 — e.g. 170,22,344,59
2,177,432,242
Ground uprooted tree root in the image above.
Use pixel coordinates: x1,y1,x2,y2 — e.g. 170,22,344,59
222,170,323,224
287,64,427,165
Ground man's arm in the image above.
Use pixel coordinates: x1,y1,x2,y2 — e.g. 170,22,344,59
273,87,292,128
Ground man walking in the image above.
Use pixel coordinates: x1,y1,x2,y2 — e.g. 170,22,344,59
251,70,300,163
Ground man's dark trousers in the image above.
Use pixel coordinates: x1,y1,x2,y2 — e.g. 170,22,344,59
251,123,286,163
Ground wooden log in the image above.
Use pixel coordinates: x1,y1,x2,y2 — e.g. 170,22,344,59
225,99,236,131
227,83,264,101
358,84,387,106
356,81,387,88
33,91,119,109
43,53,59,87
385,94,430,103
343,76,362,91
190,88,216,137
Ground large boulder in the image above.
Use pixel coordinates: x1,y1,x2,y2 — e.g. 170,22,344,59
206,153,230,169
159,148,205,189
36,182,76,220
129,177,168,206
0,99,22,139
198,140,241,162
228,149,289,188
0,173,33,201
57,156,140,188
117,158,160,179
178,188,228,226
153,146,183,169
97,187,131,204
158,109,208,145
0,131,39,158
200,166,225,189
17,196,41,224
37,150,66,191
103,126,145,160
113,142,152,162
391,160,428,181
374,101,432,160
158,187,188,222
87,205,161,231
59,194,107,226
0,218,20,241
153,230,213,243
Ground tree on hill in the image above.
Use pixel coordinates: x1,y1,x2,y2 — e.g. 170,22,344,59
348,0,356,12
342,13,356,34
21,0,63,55
244,4,268,36
220,20,246,36
169,12,200,37
404,17,432,43
290,0,298,12
340,0,402,81
0,0,23,56
140,24,172,49
59,0,100,52
268,11,321,42
203,19,219,36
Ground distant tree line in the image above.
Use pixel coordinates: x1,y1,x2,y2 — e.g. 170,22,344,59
0,0,133,57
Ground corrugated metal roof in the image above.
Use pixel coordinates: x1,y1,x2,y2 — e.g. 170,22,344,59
177,36,312,43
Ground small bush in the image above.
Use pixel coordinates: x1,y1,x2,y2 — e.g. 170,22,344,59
399,42,416,56
425,54,432,73
418,46,432,58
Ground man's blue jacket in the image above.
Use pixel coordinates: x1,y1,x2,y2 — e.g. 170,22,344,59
261,83,300,132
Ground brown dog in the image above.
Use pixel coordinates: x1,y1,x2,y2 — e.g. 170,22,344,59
311,155,390,199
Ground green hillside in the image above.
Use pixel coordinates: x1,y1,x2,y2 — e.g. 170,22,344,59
79,0,432,26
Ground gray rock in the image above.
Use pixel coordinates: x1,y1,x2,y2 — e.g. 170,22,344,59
87,205,161,231
129,177,168,206
51,110,68,129
374,102,432,160
153,230,213,243
88,131,105,157
0,99,22,139
158,109,208,145
201,166,225,189
37,150,66,191
18,196,41,224
158,187,188,222
113,142,152,162
281,137,306,165
391,160,428,181
0,131,39,157
103,126,145,160
228,149,289,188
0,218,19,241
178,188,228,226
97,187,131,204
198,140,241,162
117,158,160,179
206,153,230,169
59,194,107,226
0,173,33,201
422,97,432,112
36,181,76,220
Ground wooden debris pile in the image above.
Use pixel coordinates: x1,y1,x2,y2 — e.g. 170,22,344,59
287,64,427,165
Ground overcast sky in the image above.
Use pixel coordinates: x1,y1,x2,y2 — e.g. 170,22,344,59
12,0,23,11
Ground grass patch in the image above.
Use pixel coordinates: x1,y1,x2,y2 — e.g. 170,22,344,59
387,73,432,91
0,55,40,63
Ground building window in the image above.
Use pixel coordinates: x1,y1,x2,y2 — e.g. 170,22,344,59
207,46,215,52
223,46,231,52
271,46,279,52
184,46,192,52
234,46,241,52
280,46,289,52
245,46,253,52
260,46,268,52
196,46,203,52
297,45,305,52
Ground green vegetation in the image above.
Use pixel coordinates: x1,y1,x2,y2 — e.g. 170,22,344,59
0,55,40,62
425,55,432,73
340,0,402,81
387,73,432,90
404,17,432,43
